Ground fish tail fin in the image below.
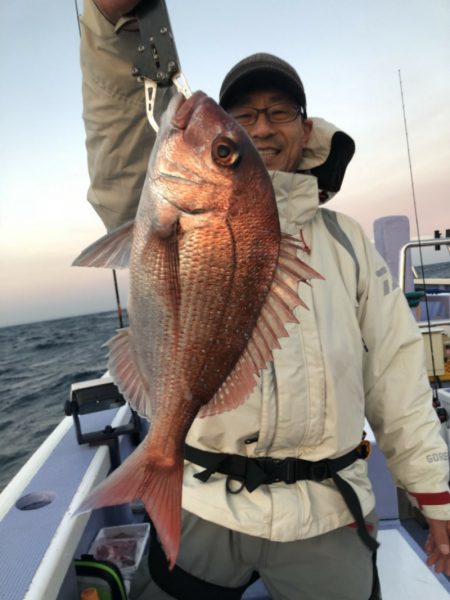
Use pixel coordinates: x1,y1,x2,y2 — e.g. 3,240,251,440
74,442,183,570
141,457,184,571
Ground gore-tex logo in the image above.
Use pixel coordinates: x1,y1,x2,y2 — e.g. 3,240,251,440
426,452,449,463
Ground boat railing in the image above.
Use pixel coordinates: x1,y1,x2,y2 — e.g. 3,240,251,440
399,236,450,294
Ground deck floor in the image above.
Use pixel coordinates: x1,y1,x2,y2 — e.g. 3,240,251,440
242,523,450,599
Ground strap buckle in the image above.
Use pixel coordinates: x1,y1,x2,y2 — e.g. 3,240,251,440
281,458,298,484
253,457,298,485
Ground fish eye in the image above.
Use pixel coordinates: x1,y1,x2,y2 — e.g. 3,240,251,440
217,144,231,158
212,136,240,167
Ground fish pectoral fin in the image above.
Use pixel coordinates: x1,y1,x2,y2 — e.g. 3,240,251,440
199,233,323,419
107,328,152,420
72,220,134,269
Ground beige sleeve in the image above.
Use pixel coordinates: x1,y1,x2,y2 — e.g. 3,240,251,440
80,0,154,231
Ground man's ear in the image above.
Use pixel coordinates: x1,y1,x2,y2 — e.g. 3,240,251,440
302,118,313,145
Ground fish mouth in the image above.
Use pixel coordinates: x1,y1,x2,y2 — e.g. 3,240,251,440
171,91,208,130
158,93,186,132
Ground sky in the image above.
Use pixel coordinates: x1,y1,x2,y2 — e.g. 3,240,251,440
1,0,449,327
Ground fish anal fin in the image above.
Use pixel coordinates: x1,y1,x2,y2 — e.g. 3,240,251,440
72,220,134,269
74,442,183,570
107,328,152,420
199,233,323,418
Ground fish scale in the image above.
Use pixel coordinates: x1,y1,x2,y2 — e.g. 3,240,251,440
179,234,244,397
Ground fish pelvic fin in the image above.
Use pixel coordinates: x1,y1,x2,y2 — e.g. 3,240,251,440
107,328,152,420
72,220,134,269
73,441,183,571
198,232,323,418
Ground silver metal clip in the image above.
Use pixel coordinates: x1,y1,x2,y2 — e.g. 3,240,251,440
144,78,160,133
144,72,192,133
172,72,192,99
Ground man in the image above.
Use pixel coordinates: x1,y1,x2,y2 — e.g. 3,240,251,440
80,2,450,598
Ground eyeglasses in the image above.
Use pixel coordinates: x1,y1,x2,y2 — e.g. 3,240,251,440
228,102,303,126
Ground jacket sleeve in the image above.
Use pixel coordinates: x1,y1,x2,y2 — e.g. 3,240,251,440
80,0,154,231
353,221,450,520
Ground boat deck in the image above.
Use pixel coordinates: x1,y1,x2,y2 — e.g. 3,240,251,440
1,403,449,599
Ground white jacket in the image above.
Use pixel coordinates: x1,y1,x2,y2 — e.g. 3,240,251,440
183,170,450,542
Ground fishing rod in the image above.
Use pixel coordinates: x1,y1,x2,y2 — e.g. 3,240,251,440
74,0,81,36
74,0,125,329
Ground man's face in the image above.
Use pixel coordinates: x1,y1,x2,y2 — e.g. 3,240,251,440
227,88,312,173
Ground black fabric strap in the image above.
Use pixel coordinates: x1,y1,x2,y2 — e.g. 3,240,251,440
184,443,379,553
148,524,259,600
185,444,364,490
326,460,379,552
369,551,382,600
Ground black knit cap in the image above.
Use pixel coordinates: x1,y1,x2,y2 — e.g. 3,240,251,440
219,53,307,117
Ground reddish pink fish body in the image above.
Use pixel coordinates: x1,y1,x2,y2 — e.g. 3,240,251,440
73,92,321,568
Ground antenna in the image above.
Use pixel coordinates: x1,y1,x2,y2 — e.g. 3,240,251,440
398,69,440,397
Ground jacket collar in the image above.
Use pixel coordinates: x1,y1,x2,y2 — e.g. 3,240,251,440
270,170,319,232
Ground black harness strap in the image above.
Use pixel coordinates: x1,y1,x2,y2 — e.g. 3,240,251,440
185,443,379,553
326,459,378,552
369,551,382,600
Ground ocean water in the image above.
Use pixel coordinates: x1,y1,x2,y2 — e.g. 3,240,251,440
0,310,126,492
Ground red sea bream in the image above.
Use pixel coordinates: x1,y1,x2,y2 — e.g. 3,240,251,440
73,91,322,568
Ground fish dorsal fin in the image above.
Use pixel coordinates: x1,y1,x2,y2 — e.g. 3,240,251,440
198,232,323,418
72,220,134,269
107,328,152,420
